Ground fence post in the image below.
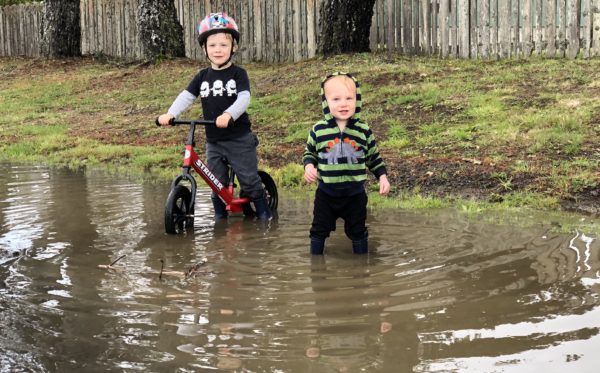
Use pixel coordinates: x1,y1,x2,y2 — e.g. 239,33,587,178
469,0,476,58
421,0,430,54
558,0,567,57
387,0,395,51
431,0,438,54
498,0,510,57
566,0,580,58
534,0,543,55
523,0,533,57
458,0,469,58
593,0,600,56
402,0,412,53
439,0,449,57
306,0,316,57
581,0,591,58
0,7,3,56
545,0,556,56
480,0,490,59
489,0,497,58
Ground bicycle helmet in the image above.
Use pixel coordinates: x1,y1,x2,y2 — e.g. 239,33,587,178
197,12,240,47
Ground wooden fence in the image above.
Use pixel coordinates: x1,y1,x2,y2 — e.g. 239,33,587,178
0,2,42,57
2,0,600,60
370,0,600,58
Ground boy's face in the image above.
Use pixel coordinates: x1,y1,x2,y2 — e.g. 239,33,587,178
323,77,356,123
206,32,235,68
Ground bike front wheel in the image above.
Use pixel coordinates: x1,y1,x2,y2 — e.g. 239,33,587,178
165,185,194,234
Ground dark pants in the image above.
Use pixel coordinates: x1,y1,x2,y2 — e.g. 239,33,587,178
206,132,264,200
309,188,368,241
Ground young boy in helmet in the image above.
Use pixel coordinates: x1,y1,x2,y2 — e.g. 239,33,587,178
158,12,272,220
303,72,390,255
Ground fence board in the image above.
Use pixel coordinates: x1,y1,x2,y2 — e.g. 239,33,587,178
431,0,438,54
566,0,580,58
582,0,591,58
421,0,430,54
545,0,556,56
0,8,5,56
558,0,567,57
439,0,449,56
523,0,533,57
593,0,600,56
458,0,469,57
498,0,510,57
402,0,412,52
479,0,489,58
386,0,395,50
534,0,542,55
469,0,476,58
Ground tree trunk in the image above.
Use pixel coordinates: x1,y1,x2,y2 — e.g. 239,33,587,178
137,0,185,61
41,0,81,57
318,0,377,56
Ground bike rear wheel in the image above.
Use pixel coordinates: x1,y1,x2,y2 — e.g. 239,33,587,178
242,171,279,216
165,185,194,234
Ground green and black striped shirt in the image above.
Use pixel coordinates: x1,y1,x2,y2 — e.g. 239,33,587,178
303,73,387,197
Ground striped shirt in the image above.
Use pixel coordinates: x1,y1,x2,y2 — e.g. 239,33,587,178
303,73,387,196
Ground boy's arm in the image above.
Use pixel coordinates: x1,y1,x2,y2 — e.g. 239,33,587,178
302,129,318,167
167,90,197,117
364,127,390,195
223,90,250,121
365,128,387,179
303,129,319,183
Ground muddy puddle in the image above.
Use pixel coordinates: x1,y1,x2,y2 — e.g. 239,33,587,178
1,163,599,372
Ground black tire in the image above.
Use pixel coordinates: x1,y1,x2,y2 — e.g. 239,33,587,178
242,171,279,216
164,185,194,234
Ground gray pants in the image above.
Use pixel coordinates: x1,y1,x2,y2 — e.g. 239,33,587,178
206,132,264,200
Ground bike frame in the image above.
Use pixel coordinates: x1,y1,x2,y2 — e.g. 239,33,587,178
166,119,250,213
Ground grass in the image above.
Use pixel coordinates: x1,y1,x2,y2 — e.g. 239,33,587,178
1,54,599,217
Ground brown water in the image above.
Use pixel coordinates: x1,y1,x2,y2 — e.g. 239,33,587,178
0,163,599,373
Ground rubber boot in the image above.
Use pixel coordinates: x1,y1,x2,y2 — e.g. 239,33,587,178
310,237,325,255
352,237,368,254
252,196,272,221
211,196,228,220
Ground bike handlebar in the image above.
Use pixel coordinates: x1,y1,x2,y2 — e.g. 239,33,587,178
155,117,216,127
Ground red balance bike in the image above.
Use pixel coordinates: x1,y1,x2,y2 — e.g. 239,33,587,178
157,118,278,234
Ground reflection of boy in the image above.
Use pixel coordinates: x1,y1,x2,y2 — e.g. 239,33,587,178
158,12,271,220
303,73,390,255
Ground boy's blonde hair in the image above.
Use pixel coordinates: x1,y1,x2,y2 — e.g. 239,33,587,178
323,74,356,94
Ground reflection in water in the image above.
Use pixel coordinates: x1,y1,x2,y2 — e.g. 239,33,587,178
0,163,599,372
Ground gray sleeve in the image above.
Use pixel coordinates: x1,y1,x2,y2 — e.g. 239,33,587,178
167,90,197,117
224,90,250,121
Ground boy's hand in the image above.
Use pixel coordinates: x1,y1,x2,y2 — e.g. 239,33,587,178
158,114,174,126
378,174,390,195
216,113,232,128
304,164,318,183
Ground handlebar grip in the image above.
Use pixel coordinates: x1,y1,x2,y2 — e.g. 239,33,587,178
155,117,177,126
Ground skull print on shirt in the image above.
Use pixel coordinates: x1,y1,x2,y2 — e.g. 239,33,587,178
200,79,238,98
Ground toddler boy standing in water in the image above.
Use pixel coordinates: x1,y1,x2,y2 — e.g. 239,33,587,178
158,12,271,220
303,72,390,255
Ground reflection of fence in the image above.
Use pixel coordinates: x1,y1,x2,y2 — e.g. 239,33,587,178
2,0,600,60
